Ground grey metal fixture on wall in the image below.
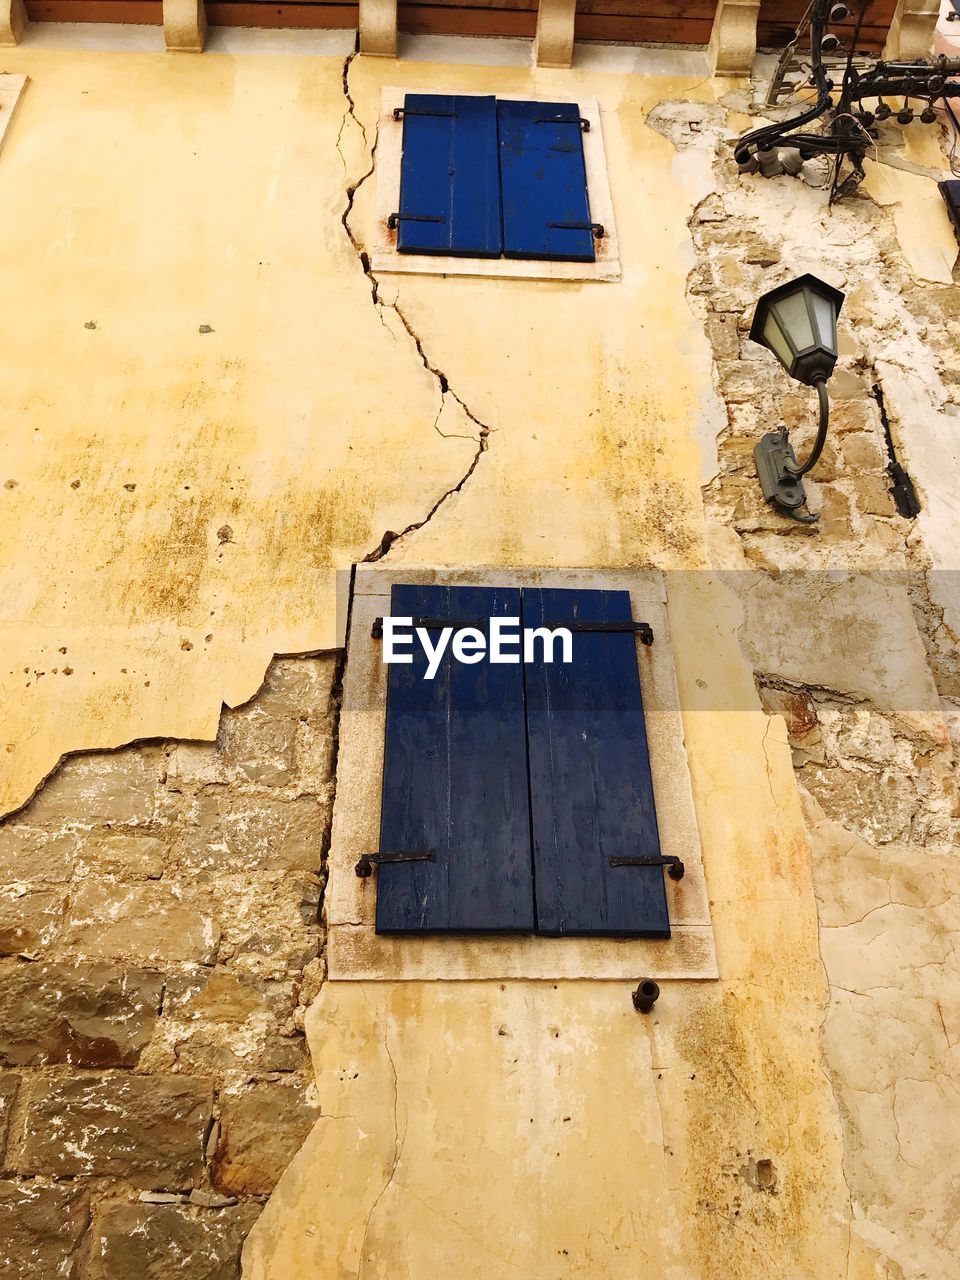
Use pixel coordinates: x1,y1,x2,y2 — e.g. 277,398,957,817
749,273,845,523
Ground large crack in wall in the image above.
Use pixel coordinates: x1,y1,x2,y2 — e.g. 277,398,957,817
337,45,491,565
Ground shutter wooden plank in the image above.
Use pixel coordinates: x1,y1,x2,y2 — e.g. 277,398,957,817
376,584,534,933
397,94,502,258
522,587,669,938
497,99,595,263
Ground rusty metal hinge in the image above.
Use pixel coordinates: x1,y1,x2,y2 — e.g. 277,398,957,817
609,855,685,880
356,850,436,878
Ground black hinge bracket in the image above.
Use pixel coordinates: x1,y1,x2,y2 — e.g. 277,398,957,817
546,220,605,239
356,850,436,877
393,107,456,121
542,620,653,645
388,213,447,229
372,615,487,638
609,855,685,881
535,115,591,131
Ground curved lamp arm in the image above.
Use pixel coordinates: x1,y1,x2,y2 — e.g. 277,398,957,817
785,378,830,478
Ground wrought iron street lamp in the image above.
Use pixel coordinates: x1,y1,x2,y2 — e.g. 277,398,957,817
749,273,845,522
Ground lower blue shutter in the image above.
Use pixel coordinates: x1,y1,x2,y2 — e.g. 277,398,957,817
521,588,669,937
496,100,596,263
376,584,534,933
396,94,502,258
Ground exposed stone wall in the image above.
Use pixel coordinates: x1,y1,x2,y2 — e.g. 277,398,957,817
0,656,338,1278
659,93,960,1278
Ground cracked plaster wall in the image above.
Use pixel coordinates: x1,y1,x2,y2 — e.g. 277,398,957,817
0,33,959,1280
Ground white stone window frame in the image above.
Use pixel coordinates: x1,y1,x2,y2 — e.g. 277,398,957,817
326,566,716,982
371,88,621,284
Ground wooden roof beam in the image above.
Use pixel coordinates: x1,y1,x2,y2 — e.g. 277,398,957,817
360,0,398,55
534,0,576,67
0,0,27,45
164,0,206,51
710,0,760,74
885,0,938,58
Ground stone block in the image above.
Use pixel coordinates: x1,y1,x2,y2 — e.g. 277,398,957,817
839,431,886,473
182,794,325,873
828,399,882,435
802,762,916,844
75,832,166,880
144,971,304,1074
162,969,295,1025
20,1073,213,1187
208,872,321,978
0,1072,19,1163
718,361,773,404
0,960,163,1067
294,720,336,794
0,1183,89,1280
213,1081,320,1195
62,881,218,963
246,657,336,724
706,313,741,361
166,742,226,789
0,827,76,885
218,710,298,786
0,889,65,956
851,473,896,517
82,1201,260,1280
151,1023,305,1076
21,750,160,828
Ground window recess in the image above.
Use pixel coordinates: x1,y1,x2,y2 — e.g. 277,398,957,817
371,583,671,939
392,94,599,263
326,568,715,983
372,89,620,283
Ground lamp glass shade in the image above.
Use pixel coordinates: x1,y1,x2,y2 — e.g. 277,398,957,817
810,292,837,350
748,273,845,386
762,312,793,367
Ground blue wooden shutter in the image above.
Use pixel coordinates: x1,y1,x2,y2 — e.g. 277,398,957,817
496,100,596,263
376,585,534,933
521,588,669,937
396,95,502,258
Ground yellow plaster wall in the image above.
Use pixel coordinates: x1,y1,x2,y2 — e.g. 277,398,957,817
0,42,865,1278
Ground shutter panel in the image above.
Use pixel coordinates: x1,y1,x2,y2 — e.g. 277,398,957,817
496,100,596,263
522,588,669,937
376,584,534,933
396,94,502,258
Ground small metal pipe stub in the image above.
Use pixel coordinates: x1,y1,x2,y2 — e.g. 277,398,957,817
632,979,660,1014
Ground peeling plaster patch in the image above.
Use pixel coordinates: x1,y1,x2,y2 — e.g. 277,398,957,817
686,88,960,1280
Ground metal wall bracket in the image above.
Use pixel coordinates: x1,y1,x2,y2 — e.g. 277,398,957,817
609,854,685,880
356,850,436,877
754,430,817,522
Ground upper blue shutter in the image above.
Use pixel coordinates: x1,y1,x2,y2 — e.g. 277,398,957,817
496,100,596,263
375,585,534,933
396,94,503,258
521,588,669,937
